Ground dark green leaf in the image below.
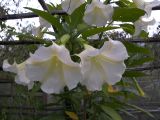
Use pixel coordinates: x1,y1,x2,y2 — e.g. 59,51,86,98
128,57,154,67
139,30,149,38
123,41,151,54
82,26,119,38
120,110,137,119
25,7,62,32
123,71,146,77
113,8,145,22
115,1,128,7
98,113,112,120
100,105,122,120
125,103,155,118
70,3,86,28
132,78,145,96
120,24,134,35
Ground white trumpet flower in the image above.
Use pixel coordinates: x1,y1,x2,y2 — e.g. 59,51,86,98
32,17,51,37
25,42,82,94
83,0,113,26
3,60,34,90
61,0,85,15
39,17,51,29
133,17,156,36
132,0,160,17
78,38,129,91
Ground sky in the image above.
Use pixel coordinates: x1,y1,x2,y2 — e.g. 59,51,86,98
4,0,160,36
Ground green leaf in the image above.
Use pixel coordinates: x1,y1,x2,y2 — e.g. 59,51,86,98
120,24,134,35
115,1,128,7
25,7,62,32
128,57,154,67
82,26,119,38
113,8,145,22
132,78,145,96
123,71,146,77
70,3,86,28
120,110,137,119
98,113,112,120
125,103,155,118
123,41,151,54
139,30,149,38
116,0,134,7
100,105,122,120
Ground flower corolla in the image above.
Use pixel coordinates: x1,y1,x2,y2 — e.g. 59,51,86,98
25,42,82,94
3,60,34,90
62,0,85,15
83,0,113,26
78,38,129,91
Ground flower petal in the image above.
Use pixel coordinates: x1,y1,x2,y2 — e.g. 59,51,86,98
100,38,129,62
62,0,85,15
26,59,52,82
134,17,156,36
3,60,33,90
26,42,82,94
27,46,53,63
99,57,126,85
83,0,113,26
78,44,99,60
56,45,80,66
16,63,31,84
80,58,104,91
39,17,51,28
40,63,65,94
26,55,81,94
132,0,144,9
15,75,34,90
62,64,82,90
3,60,17,73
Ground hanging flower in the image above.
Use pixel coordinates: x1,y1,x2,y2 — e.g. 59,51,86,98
61,0,85,15
133,17,156,36
25,42,82,94
39,17,51,29
3,60,34,90
132,0,160,17
32,17,51,37
83,0,113,26
78,38,129,91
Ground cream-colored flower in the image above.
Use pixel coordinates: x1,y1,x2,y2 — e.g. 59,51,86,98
32,17,51,37
39,17,51,29
25,42,82,94
133,17,155,36
83,0,113,26
132,0,160,17
61,0,85,15
78,38,129,91
3,60,34,90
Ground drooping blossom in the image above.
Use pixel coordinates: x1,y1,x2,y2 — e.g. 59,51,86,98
32,17,51,37
25,42,82,94
133,17,156,36
132,0,160,17
61,0,85,15
83,0,113,26
78,38,129,91
3,60,34,90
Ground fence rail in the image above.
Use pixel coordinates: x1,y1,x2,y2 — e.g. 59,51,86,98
0,38,160,45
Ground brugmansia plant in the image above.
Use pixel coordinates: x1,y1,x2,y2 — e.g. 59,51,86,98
2,0,160,119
